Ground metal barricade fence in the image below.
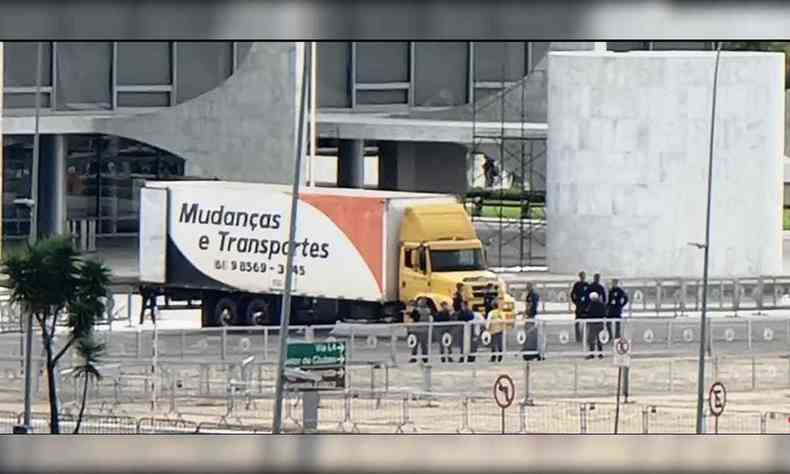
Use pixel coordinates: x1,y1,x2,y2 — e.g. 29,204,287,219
507,275,790,316
136,417,198,434
196,421,268,433
762,411,790,433
463,396,521,433
521,401,583,434
88,315,790,368
0,398,779,433
581,402,644,434
0,411,17,433
58,414,138,434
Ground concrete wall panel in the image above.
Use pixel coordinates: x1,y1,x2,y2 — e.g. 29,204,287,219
547,51,784,278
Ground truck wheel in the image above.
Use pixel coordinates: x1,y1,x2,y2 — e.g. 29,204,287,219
246,298,274,326
214,297,238,326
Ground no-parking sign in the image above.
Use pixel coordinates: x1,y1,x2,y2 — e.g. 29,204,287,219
613,337,631,367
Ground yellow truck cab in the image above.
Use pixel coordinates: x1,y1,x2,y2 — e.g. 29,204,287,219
398,203,516,318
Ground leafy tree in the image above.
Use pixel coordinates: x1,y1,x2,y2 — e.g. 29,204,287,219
2,237,111,434
71,338,104,434
69,260,110,433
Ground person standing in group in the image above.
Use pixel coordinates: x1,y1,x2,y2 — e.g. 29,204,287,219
585,292,607,360
452,283,466,313
607,279,629,340
570,272,590,346
521,282,543,361
454,299,476,363
406,299,430,364
487,300,507,363
483,283,497,317
434,301,455,363
588,273,607,305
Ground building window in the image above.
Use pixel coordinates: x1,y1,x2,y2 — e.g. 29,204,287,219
175,42,234,103
115,42,174,108
353,42,412,107
3,42,54,110
318,42,352,108
607,41,651,52
55,42,113,110
471,42,529,102
413,42,469,107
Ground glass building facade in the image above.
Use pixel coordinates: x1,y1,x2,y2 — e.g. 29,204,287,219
2,134,184,241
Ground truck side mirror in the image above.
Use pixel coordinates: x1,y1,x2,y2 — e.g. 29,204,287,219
419,248,429,275
411,250,420,269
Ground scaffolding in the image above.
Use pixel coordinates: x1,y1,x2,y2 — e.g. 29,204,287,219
467,43,547,270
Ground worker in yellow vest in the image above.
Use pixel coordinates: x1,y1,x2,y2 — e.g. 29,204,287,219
487,299,507,362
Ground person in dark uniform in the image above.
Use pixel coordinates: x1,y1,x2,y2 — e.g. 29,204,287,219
607,279,629,339
454,300,476,363
483,283,497,316
570,272,590,346
138,285,159,325
434,301,454,363
585,292,607,359
452,283,465,313
522,282,542,361
587,273,607,305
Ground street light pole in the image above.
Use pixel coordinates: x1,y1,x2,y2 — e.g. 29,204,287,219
272,42,311,434
309,41,317,187
21,41,44,432
29,41,42,246
695,41,722,435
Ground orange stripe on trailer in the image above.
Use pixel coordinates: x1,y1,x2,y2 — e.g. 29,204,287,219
301,194,384,292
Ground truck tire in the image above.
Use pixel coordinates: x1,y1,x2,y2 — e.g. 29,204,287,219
245,298,274,326
214,297,239,326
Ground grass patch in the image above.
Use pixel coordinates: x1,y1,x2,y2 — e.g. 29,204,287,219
472,204,545,220
784,208,790,231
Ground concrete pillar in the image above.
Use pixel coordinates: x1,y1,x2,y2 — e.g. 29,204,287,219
378,140,467,194
377,141,418,192
337,139,365,188
377,141,400,191
37,134,67,236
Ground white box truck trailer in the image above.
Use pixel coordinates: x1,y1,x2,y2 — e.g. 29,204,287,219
139,181,515,326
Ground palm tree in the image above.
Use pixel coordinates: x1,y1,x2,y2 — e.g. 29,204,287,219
2,237,111,433
72,337,104,434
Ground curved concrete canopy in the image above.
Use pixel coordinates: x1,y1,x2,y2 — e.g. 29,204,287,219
4,43,301,185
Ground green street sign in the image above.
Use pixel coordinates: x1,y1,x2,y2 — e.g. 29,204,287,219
286,342,346,368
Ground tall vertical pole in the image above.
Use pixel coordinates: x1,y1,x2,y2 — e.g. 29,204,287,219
309,42,317,187
22,41,44,430
29,42,42,245
614,367,622,434
0,42,4,258
695,42,722,435
272,42,311,434
497,43,506,268
151,308,159,412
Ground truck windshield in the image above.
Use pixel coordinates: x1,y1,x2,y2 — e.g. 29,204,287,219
430,248,485,272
